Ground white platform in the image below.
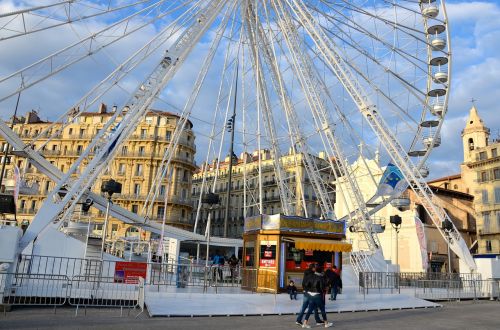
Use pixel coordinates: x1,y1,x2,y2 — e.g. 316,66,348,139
145,286,441,317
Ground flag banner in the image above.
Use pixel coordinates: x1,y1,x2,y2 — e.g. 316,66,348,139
414,216,428,270
375,163,408,197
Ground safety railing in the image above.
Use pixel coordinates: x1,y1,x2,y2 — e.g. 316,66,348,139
359,272,400,294
2,254,282,311
359,272,482,293
68,276,139,308
1,273,69,306
414,279,500,301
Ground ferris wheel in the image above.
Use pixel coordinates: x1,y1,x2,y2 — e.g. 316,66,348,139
0,0,475,270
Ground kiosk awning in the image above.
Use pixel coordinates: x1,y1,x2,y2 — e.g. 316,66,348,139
293,238,352,252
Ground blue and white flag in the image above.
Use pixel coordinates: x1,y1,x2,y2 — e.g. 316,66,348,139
375,163,407,197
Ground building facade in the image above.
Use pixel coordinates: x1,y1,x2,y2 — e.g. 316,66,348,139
191,150,337,238
432,106,500,255
460,106,500,255
0,105,196,240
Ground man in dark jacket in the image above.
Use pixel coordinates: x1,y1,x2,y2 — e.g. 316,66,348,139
302,265,332,328
295,264,322,326
326,266,341,301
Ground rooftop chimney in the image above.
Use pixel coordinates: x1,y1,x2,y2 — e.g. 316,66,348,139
98,103,107,114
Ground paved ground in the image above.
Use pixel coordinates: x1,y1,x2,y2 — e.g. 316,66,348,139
0,300,499,329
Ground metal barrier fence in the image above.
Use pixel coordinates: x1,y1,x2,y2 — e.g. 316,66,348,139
68,276,139,307
1,273,69,306
358,272,500,300
359,272,400,294
414,279,500,301
359,272,482,293
2,255,278,309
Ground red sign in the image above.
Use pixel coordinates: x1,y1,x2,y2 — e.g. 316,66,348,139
114,262,147,284
264,250,273,258
305,249,314,256
260,259,276,267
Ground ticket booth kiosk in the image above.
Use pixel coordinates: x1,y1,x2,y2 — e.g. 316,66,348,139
241,214,351,293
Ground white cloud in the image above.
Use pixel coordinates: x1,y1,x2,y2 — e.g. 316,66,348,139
426,0,500,179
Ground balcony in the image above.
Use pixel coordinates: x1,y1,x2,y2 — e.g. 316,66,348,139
41,150,61,156
17,208,38,215
479,227,500,235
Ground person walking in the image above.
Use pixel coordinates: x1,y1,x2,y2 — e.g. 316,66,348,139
211,250,224,283
295,264,322,326
327,266,341,301
228,254,239,279
301,265,333,328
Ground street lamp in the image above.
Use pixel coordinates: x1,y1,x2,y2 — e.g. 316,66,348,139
202,192,220,267
100,179,122,260
390,215,402,271
202,192,219,289
442,219,454,273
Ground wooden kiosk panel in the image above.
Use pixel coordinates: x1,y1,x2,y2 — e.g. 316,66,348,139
242,214,350,293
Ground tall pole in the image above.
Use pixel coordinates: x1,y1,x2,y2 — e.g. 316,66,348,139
205,207,213,267
0,90,22,192
223,65,239,238
101,196,111,260
395,230,399,271
447,234,452,273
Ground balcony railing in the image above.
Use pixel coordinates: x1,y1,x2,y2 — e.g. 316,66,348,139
17,208,38,215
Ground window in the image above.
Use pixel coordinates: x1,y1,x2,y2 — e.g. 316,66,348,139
160,185,166,195
134,184,141,195
121,146,128,156
79,128,85,138
494,168,500,180
181,209,185,218
140,129,147,138
486,240,492,252
482,190,489,204
166,131,171,141
76,145,83,155
138,146,145,156
479,151,487,160
157,206,165,218
135,164,143,176
497,211,500,229
480,171,488,182
111,224,118,237
484,212,490,231
131,205,139,214
118,163,126,175
182,189,187,200
492,148,498,158
68,128,73,135
495,188,500,203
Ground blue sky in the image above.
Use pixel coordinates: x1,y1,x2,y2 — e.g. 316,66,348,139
0,0,499,180
433,0,500,178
